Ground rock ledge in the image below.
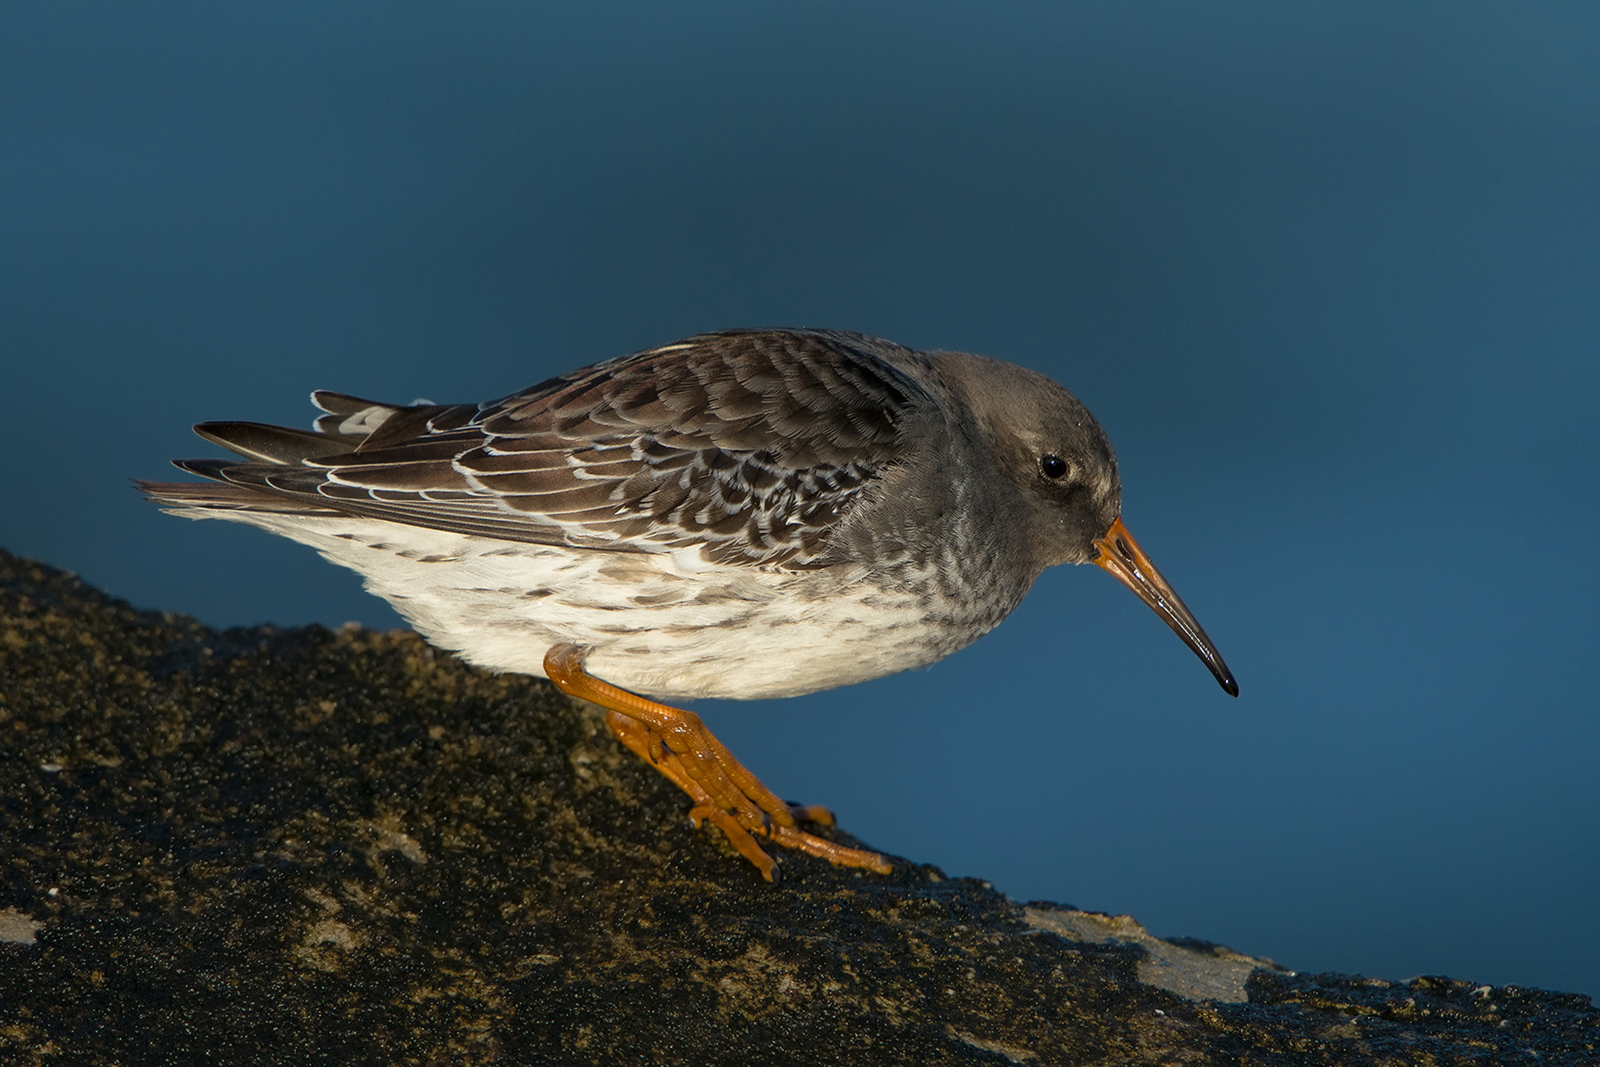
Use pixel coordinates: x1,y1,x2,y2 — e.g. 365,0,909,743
1,549,1593,1064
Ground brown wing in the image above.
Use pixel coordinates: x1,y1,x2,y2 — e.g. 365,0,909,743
147,329,929,568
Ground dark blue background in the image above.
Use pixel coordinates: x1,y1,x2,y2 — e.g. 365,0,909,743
4,3,1596,996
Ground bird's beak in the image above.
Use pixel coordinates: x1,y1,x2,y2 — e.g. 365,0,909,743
1092,517,1238,696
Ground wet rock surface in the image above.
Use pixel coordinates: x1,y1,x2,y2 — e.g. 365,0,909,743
1,548,1594,1065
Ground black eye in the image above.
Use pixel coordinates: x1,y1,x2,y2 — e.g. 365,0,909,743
1040,454,1068,479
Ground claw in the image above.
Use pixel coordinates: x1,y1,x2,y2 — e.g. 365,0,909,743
544,644,891,880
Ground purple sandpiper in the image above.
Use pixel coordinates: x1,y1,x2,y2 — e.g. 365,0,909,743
141,328,1236,880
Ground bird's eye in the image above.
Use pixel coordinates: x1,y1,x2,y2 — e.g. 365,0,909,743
1040,454,1068,479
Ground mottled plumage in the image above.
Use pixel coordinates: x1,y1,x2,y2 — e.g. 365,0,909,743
144,328,1234,879
144,329,1131,697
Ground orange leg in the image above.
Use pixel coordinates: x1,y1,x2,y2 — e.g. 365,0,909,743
544,644,891,882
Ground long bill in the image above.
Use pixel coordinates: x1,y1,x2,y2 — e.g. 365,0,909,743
1092,517,1239,697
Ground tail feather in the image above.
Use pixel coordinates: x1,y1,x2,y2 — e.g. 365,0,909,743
142,389,499,531
194,421,365,464
135,476,341,515
311,391,400,437
310,389,389,415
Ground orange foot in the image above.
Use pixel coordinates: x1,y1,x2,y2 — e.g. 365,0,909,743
543,644,892,882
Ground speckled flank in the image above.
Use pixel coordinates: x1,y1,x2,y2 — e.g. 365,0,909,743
3,549,1595,1064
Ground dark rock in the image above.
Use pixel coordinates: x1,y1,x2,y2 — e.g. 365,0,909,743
0,547,1594,1065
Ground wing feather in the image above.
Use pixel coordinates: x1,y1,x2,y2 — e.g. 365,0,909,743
152,329,930,567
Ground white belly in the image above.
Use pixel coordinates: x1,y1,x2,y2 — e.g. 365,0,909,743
177,509,966,700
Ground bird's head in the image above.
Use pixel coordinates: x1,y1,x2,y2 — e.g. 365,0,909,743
936,352,1238,697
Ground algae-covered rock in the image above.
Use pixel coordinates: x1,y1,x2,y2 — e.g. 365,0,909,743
0,548,1594,1064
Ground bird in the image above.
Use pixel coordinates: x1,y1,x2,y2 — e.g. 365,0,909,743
140,328,1237,881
